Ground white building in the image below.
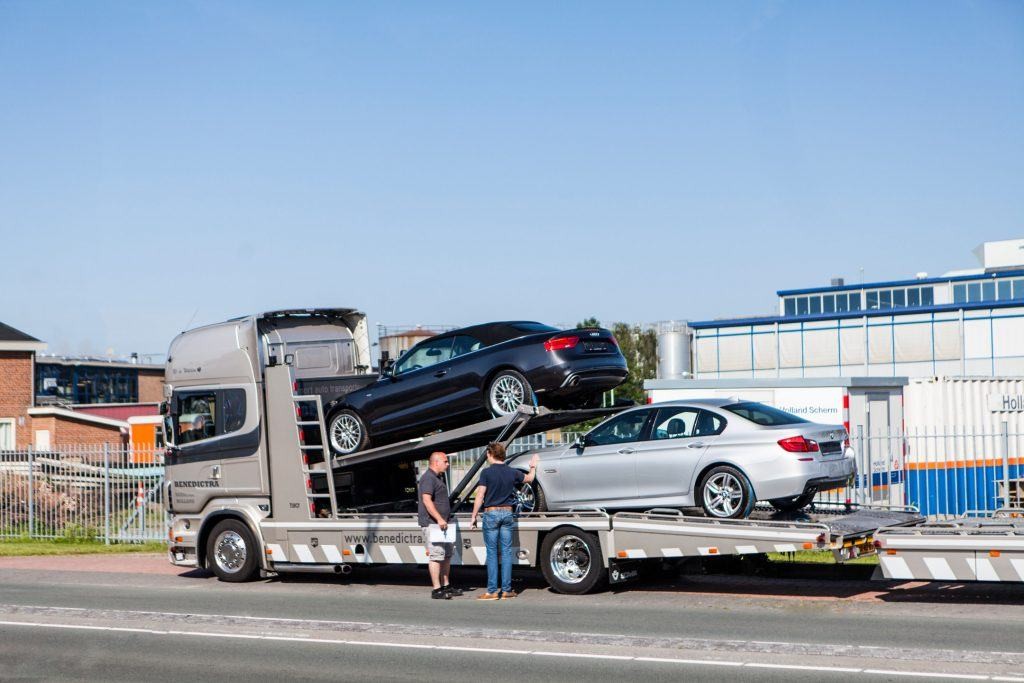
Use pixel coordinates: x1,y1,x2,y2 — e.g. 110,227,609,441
690,238,1024,378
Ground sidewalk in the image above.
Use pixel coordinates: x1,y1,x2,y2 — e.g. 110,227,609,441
0,553,185,575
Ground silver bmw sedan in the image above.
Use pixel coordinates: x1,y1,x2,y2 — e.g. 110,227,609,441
510,399,856,519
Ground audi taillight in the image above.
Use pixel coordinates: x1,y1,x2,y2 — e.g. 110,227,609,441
544,335,579,352
778,435,819,453
609,334,619,347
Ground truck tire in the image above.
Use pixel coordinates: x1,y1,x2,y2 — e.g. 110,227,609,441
698,465,755,519
207,519,259,582
539,527,606,595
327,408,369,455
769,490,816,513
487,370,534,417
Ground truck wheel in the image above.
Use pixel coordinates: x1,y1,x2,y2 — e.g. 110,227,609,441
328,409,369,455
515,479,548,513
540,527,606,595
769,490,816,513
699,465,755,519
487,370,534,417
207,519,259,582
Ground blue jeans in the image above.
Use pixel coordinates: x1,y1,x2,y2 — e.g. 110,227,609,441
482,510,515,594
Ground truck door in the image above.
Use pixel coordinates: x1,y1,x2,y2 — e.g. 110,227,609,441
166,387,262,513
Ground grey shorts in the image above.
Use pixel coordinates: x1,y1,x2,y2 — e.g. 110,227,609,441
422,527,454,561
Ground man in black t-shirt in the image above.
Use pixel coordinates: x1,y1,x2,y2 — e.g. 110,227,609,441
470,443,540,600
418,451,461,599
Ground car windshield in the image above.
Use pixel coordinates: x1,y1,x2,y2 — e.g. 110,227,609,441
722,402,808,426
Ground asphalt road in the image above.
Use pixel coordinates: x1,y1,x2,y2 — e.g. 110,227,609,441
1,555,1024,682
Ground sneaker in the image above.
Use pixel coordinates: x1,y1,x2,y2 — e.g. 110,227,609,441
431,588,451,600
500,590,518,599
443,585,464,597
476,592,500,601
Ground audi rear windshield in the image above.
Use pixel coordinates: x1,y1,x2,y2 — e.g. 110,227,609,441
722,402,808,426
509,322,559,334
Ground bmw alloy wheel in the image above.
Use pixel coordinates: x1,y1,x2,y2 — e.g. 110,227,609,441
515,482,536,514
703,472,744,517
330,413,362,453
213,530,247,575
490,375,526,415
549,534,591,584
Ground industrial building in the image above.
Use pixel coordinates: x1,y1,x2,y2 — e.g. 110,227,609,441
685,238,1024,379
0,321,164,450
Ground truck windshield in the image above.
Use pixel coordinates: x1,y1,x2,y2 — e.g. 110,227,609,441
722,402,808,426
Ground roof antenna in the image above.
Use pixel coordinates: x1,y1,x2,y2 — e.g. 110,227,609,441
183,307,200,332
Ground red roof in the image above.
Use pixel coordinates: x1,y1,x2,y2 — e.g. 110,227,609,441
74,404,160,420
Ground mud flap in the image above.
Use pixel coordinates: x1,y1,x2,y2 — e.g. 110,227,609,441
608,560,640,585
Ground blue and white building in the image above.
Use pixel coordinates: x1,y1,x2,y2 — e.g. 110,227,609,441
689,239,1024,379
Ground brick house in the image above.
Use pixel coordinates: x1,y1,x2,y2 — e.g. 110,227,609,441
0,322,46,449
1,321,166,450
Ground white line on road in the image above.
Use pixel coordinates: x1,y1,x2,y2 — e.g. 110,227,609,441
0,619,1010,680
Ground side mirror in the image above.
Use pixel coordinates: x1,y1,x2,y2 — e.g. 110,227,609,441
573,435,587,450
159,401,169,416
381,358,396,377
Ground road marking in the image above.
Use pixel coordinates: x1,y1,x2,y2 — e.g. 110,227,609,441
0,619,1014,679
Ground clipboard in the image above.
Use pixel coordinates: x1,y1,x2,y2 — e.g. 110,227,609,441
428,523,457,544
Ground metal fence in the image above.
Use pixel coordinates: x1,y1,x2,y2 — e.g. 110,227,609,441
0,445,167,542
3,426,1022,541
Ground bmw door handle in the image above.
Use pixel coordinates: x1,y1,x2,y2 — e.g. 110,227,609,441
433,369,448,377
686,442,706,449
617,448,635,455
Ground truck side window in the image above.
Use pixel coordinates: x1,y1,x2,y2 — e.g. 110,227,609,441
223,389,246,433
177,393,217,445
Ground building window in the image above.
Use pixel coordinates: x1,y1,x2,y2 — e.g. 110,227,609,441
1015,279,1024,300
836,293,849,312
982,281,995,301
809,296,821,315
784,298,796,316
893,289,906,307
797,297,808,316
998,280,1012,300
953,284,966,303
921,287,934,305
849,292,861,311
866,291,878,310
823,294,835,313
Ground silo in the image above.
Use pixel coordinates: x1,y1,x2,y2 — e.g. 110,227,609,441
656,321,691,380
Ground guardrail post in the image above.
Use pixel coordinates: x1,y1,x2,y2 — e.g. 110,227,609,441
1002,421,1011,509
104,443,111,545
27,446,34,538
856,425,865,505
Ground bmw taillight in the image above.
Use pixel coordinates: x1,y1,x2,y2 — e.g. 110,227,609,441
544,335,579,352
778,435,819,453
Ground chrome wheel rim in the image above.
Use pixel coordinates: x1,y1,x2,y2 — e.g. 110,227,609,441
330,413,362,454
515,482,535,514
550,535,591,584
490,375,526,415
703,472,744,517
213,530,246,574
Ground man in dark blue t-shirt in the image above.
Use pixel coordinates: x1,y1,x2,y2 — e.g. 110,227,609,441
470,442,539,600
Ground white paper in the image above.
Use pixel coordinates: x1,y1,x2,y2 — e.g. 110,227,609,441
428,523,457,544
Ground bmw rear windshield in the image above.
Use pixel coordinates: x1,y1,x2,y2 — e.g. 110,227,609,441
722,402,808,426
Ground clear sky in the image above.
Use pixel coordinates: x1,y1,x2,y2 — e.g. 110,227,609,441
1,1,1021,359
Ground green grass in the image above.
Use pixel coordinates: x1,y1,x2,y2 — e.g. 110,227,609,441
767,550,879,565
0,539,166,557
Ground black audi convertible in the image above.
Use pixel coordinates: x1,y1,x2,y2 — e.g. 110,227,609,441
323,321,628,455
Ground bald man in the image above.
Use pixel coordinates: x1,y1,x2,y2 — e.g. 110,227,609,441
418,451,461,599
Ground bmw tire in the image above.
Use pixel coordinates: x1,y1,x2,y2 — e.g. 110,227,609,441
698,465,755,519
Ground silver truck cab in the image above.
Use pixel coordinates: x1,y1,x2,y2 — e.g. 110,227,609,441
163,309,372,533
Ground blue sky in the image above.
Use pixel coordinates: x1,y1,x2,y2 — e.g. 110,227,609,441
1,1,1021,358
